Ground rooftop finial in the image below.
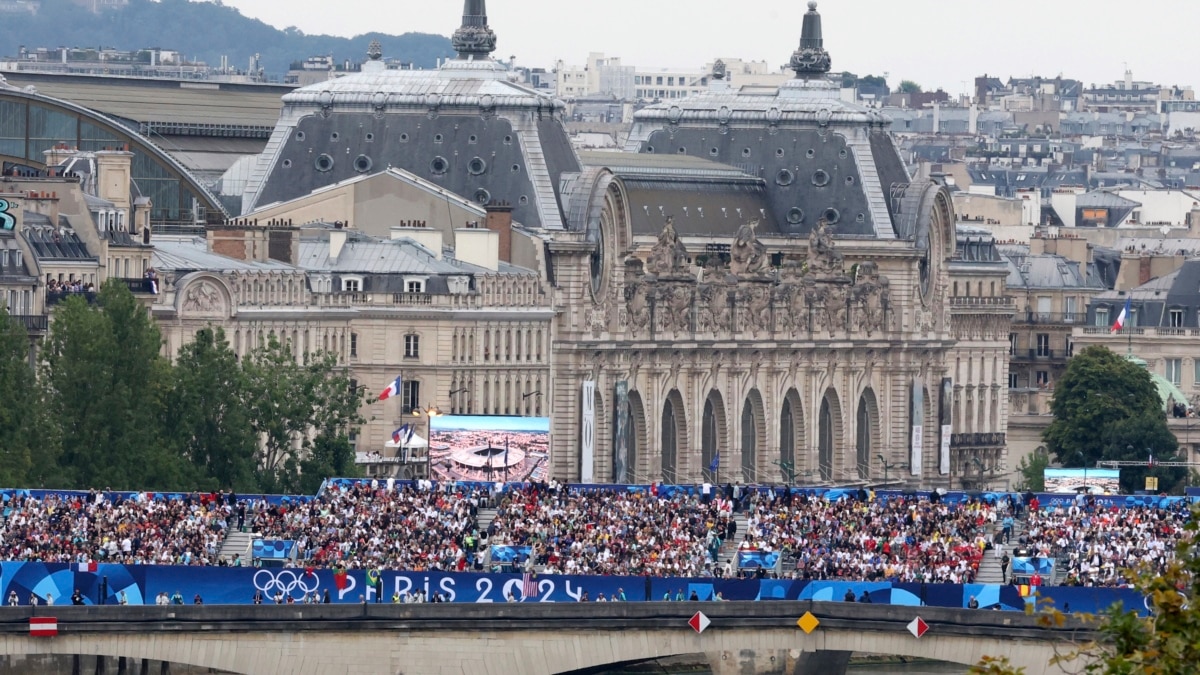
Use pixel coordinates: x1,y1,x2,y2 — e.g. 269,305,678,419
452,0,497,60
367,40,383,61
790,1,831,78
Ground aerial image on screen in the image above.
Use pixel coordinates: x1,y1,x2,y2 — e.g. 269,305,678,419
429,415,551,483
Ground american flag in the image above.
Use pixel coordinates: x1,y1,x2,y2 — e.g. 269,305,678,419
522,572,537,600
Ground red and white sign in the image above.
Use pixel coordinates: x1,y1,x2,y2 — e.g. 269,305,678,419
688,611,711,634
29,617,58,637
907,616,929,639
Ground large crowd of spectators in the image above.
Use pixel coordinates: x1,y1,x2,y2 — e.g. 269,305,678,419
486,483,736,577
249,482,482,571
0,491,229,565
1018,499,1190,587
0,483,1192,588
736,491,996,584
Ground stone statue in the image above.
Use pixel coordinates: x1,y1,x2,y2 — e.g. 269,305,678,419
712,59,727,81
624,283,652,335
182,282,222,314
807,217,845,278
730,219,768,276
645,216,688,276
697,281,732,333
851,261,889,335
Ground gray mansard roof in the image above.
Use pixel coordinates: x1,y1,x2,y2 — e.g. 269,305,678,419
241,57,578,232
624,4,908,240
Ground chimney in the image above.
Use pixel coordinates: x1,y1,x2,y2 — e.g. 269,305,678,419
454,225,499,271
94,150,134,215
484,201,513,263
329,229,347,264
42,143,76,168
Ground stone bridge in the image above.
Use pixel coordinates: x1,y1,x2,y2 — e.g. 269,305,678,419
0,602,1089,675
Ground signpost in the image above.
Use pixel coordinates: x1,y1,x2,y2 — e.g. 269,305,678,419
29,617,57,637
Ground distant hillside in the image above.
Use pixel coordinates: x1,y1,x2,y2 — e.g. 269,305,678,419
3,0,455,77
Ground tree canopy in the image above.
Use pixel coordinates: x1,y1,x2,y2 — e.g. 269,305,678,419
898,79,923,94
1043,346,1181,493
2,280,363,492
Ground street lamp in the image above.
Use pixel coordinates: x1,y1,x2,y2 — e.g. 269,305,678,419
878,454,908,486
409,404,443,480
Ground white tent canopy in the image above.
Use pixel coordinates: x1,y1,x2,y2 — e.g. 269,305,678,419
384,433,428,450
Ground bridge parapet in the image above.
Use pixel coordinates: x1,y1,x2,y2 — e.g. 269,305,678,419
0,602,1089,675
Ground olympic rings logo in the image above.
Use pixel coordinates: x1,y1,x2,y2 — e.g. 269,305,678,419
253,570,319,598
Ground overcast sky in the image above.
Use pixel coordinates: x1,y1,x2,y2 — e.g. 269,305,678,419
223,0,1198,93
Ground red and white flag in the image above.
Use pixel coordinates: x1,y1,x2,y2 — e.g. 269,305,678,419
522,572,537,599
1111,297,1132,333
378,376,402,402
29,617,57,637
74,562,97,573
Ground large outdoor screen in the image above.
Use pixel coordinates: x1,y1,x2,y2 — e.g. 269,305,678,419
429,415,550,483
1044,468,1120,495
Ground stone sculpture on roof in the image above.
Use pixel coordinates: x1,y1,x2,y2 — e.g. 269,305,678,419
790,1,832,77
730,219,768,276
807,217,845,278
711,60,727,81
645,216,689,276
451,0,498,58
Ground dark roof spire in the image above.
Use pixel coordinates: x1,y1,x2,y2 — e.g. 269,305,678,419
452,0,497,59
789,1,831,78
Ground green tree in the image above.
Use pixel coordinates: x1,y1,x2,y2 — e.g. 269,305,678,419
1014,450,1049,493
1043,346,1176,492
243,336,364,493
973,504,1200,675
0,308,56,486
41,281,188,489
898,79,923,94
168,327,256,491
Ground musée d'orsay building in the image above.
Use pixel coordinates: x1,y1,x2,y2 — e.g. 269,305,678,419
8,1,1013,488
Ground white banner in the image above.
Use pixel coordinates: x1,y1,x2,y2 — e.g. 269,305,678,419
910,381,924,476
581,381,596,483
940,425,952,476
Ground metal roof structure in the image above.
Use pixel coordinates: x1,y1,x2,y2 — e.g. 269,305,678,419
152,235,296,273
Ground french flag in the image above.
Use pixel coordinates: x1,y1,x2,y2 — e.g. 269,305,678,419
74,562,97,573
378,375,402,401
29,617,57,637
392,424,413,444
1111,297,1132,333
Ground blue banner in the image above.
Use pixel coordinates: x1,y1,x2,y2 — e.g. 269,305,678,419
0,562,1151,615
1011,557,1055,576
252,540,297,561
735,551,780,570
489,546,533,565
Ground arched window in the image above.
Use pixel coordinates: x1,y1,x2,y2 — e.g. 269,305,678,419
702,398,718,482
819,398,834,481
780,399,795,482
661,402,678,484
856,397,872,479
740,399,757,482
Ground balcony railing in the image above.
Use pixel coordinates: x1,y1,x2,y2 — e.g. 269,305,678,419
113,277,158,295
951,433,1007,448
1012,348,1060,360
948,296,1016,307
1082,327,1200,337
46,290,96,307
1016,312,1080,325
11,315,48,332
